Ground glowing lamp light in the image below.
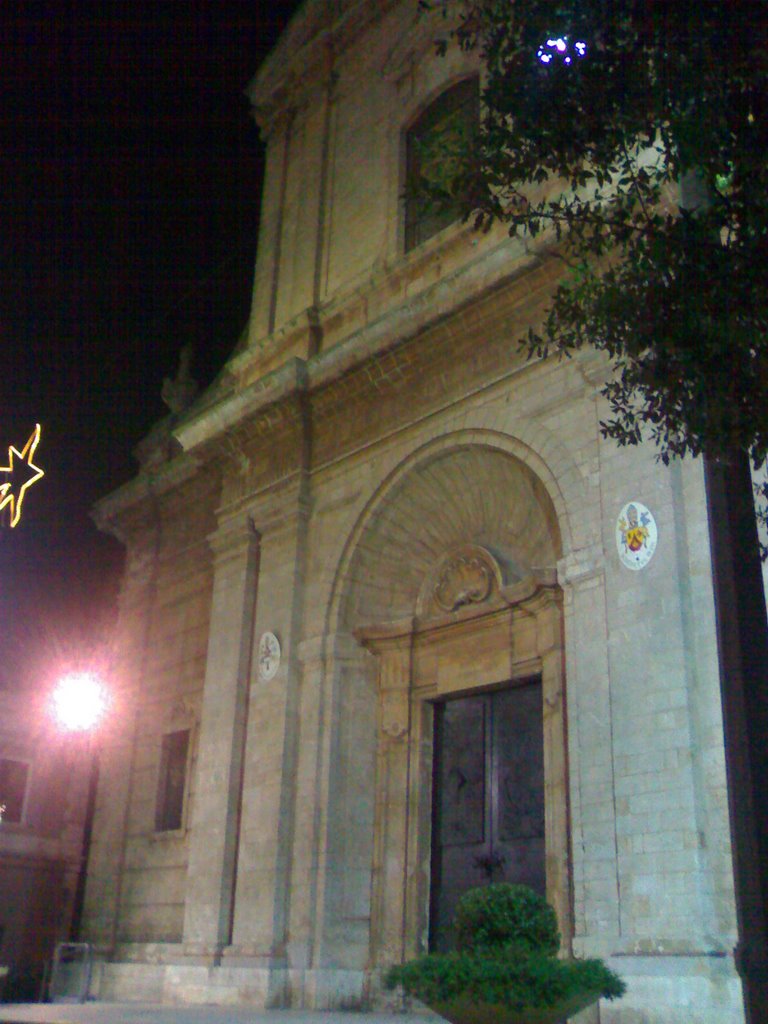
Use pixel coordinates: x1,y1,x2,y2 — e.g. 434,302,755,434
52,671,109,734
537,36,588,67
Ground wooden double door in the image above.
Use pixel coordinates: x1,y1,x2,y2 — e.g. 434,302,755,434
429,680,545,951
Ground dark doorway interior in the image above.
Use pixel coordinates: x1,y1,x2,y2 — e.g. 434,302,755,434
429,680,545,951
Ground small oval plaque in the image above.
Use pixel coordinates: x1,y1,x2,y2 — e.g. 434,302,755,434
616,501,657,570
258,631,281,680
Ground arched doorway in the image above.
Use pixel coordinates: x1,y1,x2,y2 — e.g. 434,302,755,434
334,443,570,970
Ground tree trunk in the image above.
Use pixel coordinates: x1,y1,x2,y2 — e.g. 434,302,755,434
705,450,768,1024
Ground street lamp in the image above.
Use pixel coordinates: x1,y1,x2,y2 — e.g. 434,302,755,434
50,670,109,941
51,671,109,735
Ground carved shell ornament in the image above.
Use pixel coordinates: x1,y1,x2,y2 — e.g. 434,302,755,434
434,553,494,613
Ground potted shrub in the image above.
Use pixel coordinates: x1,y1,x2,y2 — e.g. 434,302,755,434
385,884,625,1024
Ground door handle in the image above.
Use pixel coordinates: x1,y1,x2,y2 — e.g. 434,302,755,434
472,851,506,878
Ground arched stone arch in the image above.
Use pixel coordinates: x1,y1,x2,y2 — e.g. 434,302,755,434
321,424,581,644
310,437,571,981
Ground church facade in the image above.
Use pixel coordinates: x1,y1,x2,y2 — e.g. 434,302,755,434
84,2,744,1020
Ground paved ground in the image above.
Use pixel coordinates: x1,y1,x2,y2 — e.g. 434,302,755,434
0,1006,433,1024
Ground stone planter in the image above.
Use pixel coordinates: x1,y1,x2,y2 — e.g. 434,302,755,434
428,989,601,1024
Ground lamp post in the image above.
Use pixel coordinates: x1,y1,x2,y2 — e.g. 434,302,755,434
50,671,109,941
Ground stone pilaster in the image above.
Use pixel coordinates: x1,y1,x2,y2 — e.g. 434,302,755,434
289,632,376,974
225,482,310,983
81,543,159,955
558,546,622,952
365,631,415,968
181,515,259,960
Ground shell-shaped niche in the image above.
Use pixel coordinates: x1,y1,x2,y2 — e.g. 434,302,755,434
342,444,561,630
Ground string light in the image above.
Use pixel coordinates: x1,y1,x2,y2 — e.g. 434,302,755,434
0,423,45,527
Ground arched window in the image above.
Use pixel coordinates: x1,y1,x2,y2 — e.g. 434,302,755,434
404,76,479,252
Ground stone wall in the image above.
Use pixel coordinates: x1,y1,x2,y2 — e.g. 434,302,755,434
0,689,91,998
85,1,744,1020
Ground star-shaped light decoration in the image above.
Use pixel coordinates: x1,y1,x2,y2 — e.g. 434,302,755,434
0,423,45,527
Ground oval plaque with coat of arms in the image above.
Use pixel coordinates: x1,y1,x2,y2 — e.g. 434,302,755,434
616,501,657,570
258,631,281,680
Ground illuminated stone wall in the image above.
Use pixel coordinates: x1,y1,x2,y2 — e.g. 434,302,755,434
85,2,744,1021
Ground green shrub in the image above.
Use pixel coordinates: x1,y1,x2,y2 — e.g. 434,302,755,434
454,883,559,956
385,884,625,1014
385,948,624,1009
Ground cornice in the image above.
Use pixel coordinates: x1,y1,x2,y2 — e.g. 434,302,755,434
356,576,561,656
173,357,308,453
90,450,204,541
173,233,542,455
96,235,561,537
309,236,541,392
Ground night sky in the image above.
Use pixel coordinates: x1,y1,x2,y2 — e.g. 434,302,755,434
1,0,300,689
